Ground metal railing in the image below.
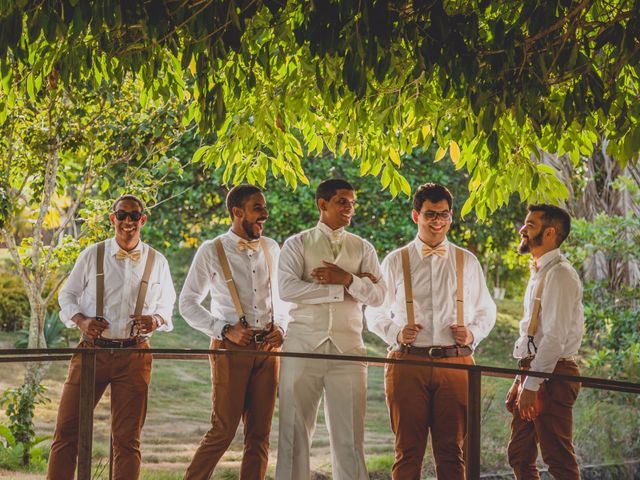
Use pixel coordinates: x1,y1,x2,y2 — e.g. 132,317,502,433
1,347,639,480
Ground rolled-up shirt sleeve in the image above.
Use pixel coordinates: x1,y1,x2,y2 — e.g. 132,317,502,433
523,268,581,391
278,235,345,305
179,244,225,339
58,247,92,328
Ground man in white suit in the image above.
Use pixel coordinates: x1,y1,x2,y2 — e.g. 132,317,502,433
275,178,386,480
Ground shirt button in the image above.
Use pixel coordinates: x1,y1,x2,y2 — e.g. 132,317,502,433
254,289,257,292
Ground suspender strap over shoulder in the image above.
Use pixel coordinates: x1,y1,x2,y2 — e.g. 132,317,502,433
214,238,246,324
134,248,156,316
455,247,465,327
401,247,415,326
400,244,465,330
526,256,563,354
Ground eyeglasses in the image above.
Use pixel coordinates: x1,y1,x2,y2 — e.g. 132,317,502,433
114,210,143,221
420,210,452,221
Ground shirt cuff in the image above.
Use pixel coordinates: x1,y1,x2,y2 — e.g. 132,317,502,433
213,320,231,340
60,306,82,328
522,376,544,391
387,323,403,346
328,284,344,302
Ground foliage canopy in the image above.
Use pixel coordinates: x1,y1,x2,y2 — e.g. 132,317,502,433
1,1,640,215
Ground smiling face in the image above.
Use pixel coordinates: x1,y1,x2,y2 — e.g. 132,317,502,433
232,192,268,240
518,210,555,258
412,199,452,247
318,188,355,230
109,199,147,250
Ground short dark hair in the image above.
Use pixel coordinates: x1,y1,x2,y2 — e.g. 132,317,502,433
315,178,354,202
528,204,571,246
413,183,453,211
226,184,262,219
112,194,145,213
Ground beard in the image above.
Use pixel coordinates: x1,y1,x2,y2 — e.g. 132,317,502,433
518,230,544,254
242,218,262,240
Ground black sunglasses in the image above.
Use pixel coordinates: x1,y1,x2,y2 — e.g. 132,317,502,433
114,210,143,221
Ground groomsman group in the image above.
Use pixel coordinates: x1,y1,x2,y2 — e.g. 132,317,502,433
47,180,584,480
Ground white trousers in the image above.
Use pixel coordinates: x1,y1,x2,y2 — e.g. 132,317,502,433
275,339,369,480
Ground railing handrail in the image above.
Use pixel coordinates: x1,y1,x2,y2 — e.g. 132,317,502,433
1,347,639,394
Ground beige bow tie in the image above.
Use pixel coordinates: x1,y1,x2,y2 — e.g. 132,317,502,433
237,239,261,252
115,249,141,261
529,259,538,272
422,244,448,258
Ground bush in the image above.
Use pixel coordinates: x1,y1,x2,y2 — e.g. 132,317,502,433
0,274,29,332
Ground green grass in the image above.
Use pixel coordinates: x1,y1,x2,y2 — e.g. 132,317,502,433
1,299,639,479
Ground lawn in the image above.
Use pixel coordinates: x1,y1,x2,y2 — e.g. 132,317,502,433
0,299,639,479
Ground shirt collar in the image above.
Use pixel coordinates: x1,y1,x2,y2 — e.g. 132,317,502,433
534,248,561,271
414,235,449,260
108,237,144,256
317,221,345,241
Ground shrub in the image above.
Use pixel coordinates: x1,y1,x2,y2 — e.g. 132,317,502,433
0,274,29,332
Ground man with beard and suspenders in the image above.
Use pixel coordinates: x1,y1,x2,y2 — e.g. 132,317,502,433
275,178,386,480
180,184,287,480
366,183,496,479
49,194,176,480
506,204,584,480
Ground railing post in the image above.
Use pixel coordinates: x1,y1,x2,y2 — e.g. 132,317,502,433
466,368,481,480
77,350,96,480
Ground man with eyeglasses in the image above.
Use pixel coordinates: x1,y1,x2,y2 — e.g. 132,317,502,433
49,194,176,480
366,182,496,479
276,178,386,480
180,184,287,480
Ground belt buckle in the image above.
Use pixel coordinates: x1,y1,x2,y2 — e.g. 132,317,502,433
428,347,444,358
253,331,266,344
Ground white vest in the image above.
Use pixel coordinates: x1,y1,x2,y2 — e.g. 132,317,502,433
287,227,365,352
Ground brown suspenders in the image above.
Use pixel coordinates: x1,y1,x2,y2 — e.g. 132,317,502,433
214,237,274,327
95,241,156,332
400,244,465,329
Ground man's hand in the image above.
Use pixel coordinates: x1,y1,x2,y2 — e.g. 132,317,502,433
310,261,353,287
397,324,423,345
224,322,252,346
264,323,284,348
73,313,108,339
130,314,162,335
516,387,539,421
505,379,520,413
450,325,474,346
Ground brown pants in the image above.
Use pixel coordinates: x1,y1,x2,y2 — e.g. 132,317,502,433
184,338,279,480
385,351,474,480
508,360,581,480
47,340,152,480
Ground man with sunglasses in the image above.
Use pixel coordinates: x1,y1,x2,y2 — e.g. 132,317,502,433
49,195,176,480
180,184,287,480
276,178,386,480
366,183,496,479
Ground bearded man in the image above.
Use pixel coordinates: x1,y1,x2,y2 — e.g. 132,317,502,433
180,184,287,480
506,204,584,480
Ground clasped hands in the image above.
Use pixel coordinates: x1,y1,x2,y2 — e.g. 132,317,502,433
224,322,284,348
310,261,378,288
505,379,540,422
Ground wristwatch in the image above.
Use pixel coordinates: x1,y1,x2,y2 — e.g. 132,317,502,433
221,323,232,339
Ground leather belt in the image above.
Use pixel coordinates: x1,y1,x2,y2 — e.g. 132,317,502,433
517,355,575,369
395,344,473,358
93,337,148,348
249,328,271,344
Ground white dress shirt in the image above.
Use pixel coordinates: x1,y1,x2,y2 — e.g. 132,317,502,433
179,230,288,340
278,222,385,307
58,238,176,339
365,236,496,348
513,248,584,391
